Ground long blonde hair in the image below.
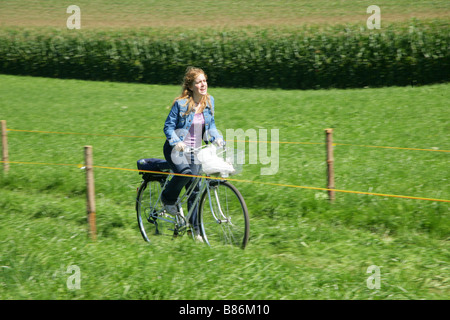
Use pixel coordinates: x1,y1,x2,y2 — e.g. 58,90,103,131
172,67,212,116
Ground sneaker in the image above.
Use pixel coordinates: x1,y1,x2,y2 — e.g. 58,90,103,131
187,229,204,243
164,204,179,216
194,234,204,243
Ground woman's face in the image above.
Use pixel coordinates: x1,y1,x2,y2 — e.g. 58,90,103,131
191,73,208,100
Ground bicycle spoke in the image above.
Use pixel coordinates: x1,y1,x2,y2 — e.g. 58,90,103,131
136,179,175,241
199,181,249,248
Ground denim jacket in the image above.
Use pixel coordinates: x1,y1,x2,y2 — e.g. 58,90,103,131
163,96,222,146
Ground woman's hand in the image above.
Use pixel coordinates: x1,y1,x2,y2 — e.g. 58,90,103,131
174,141,186,152
214,138,225,147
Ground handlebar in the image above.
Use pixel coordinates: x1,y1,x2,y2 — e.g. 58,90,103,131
180,141,226,155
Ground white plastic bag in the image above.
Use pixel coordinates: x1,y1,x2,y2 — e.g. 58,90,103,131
197,145,236,177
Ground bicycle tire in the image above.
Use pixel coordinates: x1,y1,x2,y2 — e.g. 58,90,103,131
198,180,250,248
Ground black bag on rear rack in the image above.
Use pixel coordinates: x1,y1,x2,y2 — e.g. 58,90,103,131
137,158,170,181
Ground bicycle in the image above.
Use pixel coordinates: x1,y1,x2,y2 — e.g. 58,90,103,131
135,144,250,249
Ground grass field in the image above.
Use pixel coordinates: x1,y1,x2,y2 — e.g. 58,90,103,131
0,74,449,300
1,0,449,302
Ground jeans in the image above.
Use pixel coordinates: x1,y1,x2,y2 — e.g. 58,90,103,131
162,140,201,230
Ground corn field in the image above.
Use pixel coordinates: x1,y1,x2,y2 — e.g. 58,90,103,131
0,21,448,89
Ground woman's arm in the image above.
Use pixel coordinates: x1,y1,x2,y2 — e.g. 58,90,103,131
206,96,223,144
164,101,183,146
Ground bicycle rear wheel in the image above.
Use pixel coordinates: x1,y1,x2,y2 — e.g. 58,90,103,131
136,178,173,242
199,180,249,248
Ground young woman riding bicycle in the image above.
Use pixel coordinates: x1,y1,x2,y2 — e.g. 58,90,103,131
161,67,224,237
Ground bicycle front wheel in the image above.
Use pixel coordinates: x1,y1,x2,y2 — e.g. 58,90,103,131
199,180,249,248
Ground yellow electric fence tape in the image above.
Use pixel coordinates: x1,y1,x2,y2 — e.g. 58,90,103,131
2,160,449,203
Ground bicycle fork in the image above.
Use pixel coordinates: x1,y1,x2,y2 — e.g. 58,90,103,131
207,184,230,225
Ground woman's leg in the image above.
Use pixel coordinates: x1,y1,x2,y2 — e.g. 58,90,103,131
162,141,202,234
185,155,201,232
161,140,193,205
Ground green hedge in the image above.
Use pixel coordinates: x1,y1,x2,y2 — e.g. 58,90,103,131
0,22,448,89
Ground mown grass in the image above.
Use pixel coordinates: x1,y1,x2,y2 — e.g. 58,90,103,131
1,0,448,28
0,75,449,300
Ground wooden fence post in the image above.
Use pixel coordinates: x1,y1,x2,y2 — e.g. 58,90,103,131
325,129,335,202
84,145,96,240
1,120,9,174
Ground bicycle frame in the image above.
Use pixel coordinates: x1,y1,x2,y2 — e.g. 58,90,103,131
155,175,233,238
147,171,211,236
